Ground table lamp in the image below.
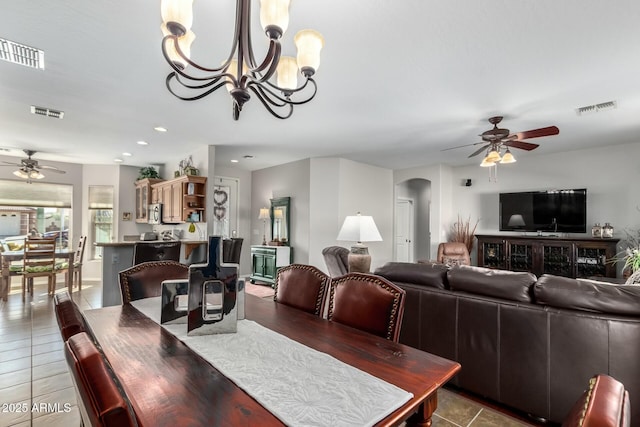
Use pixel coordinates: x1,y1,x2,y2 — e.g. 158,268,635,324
273,208,284,242
337,212,382,273
258,208,270,245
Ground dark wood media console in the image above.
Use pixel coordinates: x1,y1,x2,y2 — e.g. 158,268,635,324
476,234,620,278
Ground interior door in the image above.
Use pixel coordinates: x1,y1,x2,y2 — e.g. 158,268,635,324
395,199,414,262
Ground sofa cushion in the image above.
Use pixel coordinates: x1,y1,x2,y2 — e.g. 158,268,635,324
534,274,640,316
447,265,537,303
374,262,449,289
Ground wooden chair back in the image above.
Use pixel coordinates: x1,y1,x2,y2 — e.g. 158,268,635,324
22,238,57,299
274,264,330,317
327,273,406,342
562,374,630,427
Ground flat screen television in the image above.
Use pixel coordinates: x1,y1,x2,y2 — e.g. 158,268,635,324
499,189,587,233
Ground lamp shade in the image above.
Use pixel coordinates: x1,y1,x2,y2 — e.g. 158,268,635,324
161,0,194,35
294,29,324,74
485,149,502,163
260,0,291,35
276,56,298,90
273,208,284,219
500,149,516,164
258,208,270,219
507,214,526,227
337,213,382,243
480,156,495,167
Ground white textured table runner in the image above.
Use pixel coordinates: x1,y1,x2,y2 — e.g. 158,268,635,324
131,297,412,427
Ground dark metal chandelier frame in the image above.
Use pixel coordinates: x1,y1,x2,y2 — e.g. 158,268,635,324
162,0,319,120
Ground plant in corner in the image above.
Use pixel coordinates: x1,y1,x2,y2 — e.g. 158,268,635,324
612,228,640,282
449,215,479,254
138,166,160,180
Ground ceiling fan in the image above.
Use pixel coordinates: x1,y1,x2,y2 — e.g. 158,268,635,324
1,149,67,181
443,116,560,160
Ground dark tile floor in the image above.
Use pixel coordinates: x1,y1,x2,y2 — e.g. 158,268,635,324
0,278,535,427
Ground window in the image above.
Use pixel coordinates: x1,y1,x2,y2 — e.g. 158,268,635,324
88,186,113,259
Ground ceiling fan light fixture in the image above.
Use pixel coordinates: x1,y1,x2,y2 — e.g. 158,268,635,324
13,169,29,179
480,156,495,167
500,149,516,164
485,149,501,163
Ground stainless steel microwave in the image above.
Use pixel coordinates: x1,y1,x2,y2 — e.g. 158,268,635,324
148,203,162,224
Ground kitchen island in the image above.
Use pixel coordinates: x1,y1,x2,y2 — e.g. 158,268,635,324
95,240,207,306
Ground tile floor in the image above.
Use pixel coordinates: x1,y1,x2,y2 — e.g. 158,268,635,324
0,279,537,427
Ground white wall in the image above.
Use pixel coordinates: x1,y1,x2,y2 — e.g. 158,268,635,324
251,159,311,263
449,141,640,237
309,158,342,270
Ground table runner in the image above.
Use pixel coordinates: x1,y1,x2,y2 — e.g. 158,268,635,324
131,297,412,427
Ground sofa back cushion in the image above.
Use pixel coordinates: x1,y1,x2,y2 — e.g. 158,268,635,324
447,265,537,303
374,262,449,289
534,274,640,316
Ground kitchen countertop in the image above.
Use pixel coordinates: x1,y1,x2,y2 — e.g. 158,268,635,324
95,240,208,247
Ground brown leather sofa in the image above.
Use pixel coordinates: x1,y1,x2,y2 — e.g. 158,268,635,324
374,262,640,425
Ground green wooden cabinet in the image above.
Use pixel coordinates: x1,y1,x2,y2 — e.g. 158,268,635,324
249,245,291,285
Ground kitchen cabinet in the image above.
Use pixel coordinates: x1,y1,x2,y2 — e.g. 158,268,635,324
134,178,163,223
476,235,619,278
249,245,292,285
151,175,207,224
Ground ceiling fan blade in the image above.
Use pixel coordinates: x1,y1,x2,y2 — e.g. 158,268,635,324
39,167,66,174
468,144,489,158
1,161,22,166
508,126,559,140
441,141,487,152
504,140,539,151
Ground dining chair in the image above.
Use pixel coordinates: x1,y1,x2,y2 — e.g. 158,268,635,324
21,238,57,301
54,290,88,342
65,332,138,427
274,264,330,317
222,237,244,264
132,241,181,265
562,374,629,427
57,235,87,291
327,273,406,342
119,260,189,304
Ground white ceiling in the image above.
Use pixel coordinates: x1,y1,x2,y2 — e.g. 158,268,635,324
1,1,640,173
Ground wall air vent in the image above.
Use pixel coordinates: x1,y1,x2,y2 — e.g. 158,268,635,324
576,100,617,116
30,106,64,119
0,37,44,70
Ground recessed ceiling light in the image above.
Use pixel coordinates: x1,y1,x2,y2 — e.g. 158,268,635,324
122,152,132,157
114,158,123,163
243,155,254,159
230,159,239,163
154,126,167,132
137,140,149,145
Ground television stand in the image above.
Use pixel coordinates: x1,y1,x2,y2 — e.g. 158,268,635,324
476,234,619,278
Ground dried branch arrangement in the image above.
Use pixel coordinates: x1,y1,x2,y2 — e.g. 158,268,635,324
449,215,479,253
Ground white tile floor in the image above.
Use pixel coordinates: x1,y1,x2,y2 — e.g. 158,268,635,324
0,278,537,427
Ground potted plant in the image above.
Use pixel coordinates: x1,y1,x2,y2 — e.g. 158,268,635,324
138,166,160,180
612,228,640,282
448,215,479,254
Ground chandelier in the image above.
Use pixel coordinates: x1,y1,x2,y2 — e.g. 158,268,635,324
160,0,325,120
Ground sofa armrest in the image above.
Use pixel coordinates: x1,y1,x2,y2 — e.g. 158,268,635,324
562,374,630,427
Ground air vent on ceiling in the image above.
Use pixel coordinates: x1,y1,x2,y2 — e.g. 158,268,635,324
0,37,44,70
31,106,64,119
576,100,617,116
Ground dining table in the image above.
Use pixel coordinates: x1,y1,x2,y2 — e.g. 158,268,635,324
82,293,461,426
0,248,74,301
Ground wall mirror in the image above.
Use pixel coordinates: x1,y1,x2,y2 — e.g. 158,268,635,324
270,197,290,246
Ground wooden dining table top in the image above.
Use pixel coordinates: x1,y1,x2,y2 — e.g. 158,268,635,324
83,294,461,427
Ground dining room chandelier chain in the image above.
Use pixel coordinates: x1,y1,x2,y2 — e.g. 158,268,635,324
161,0,324,120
